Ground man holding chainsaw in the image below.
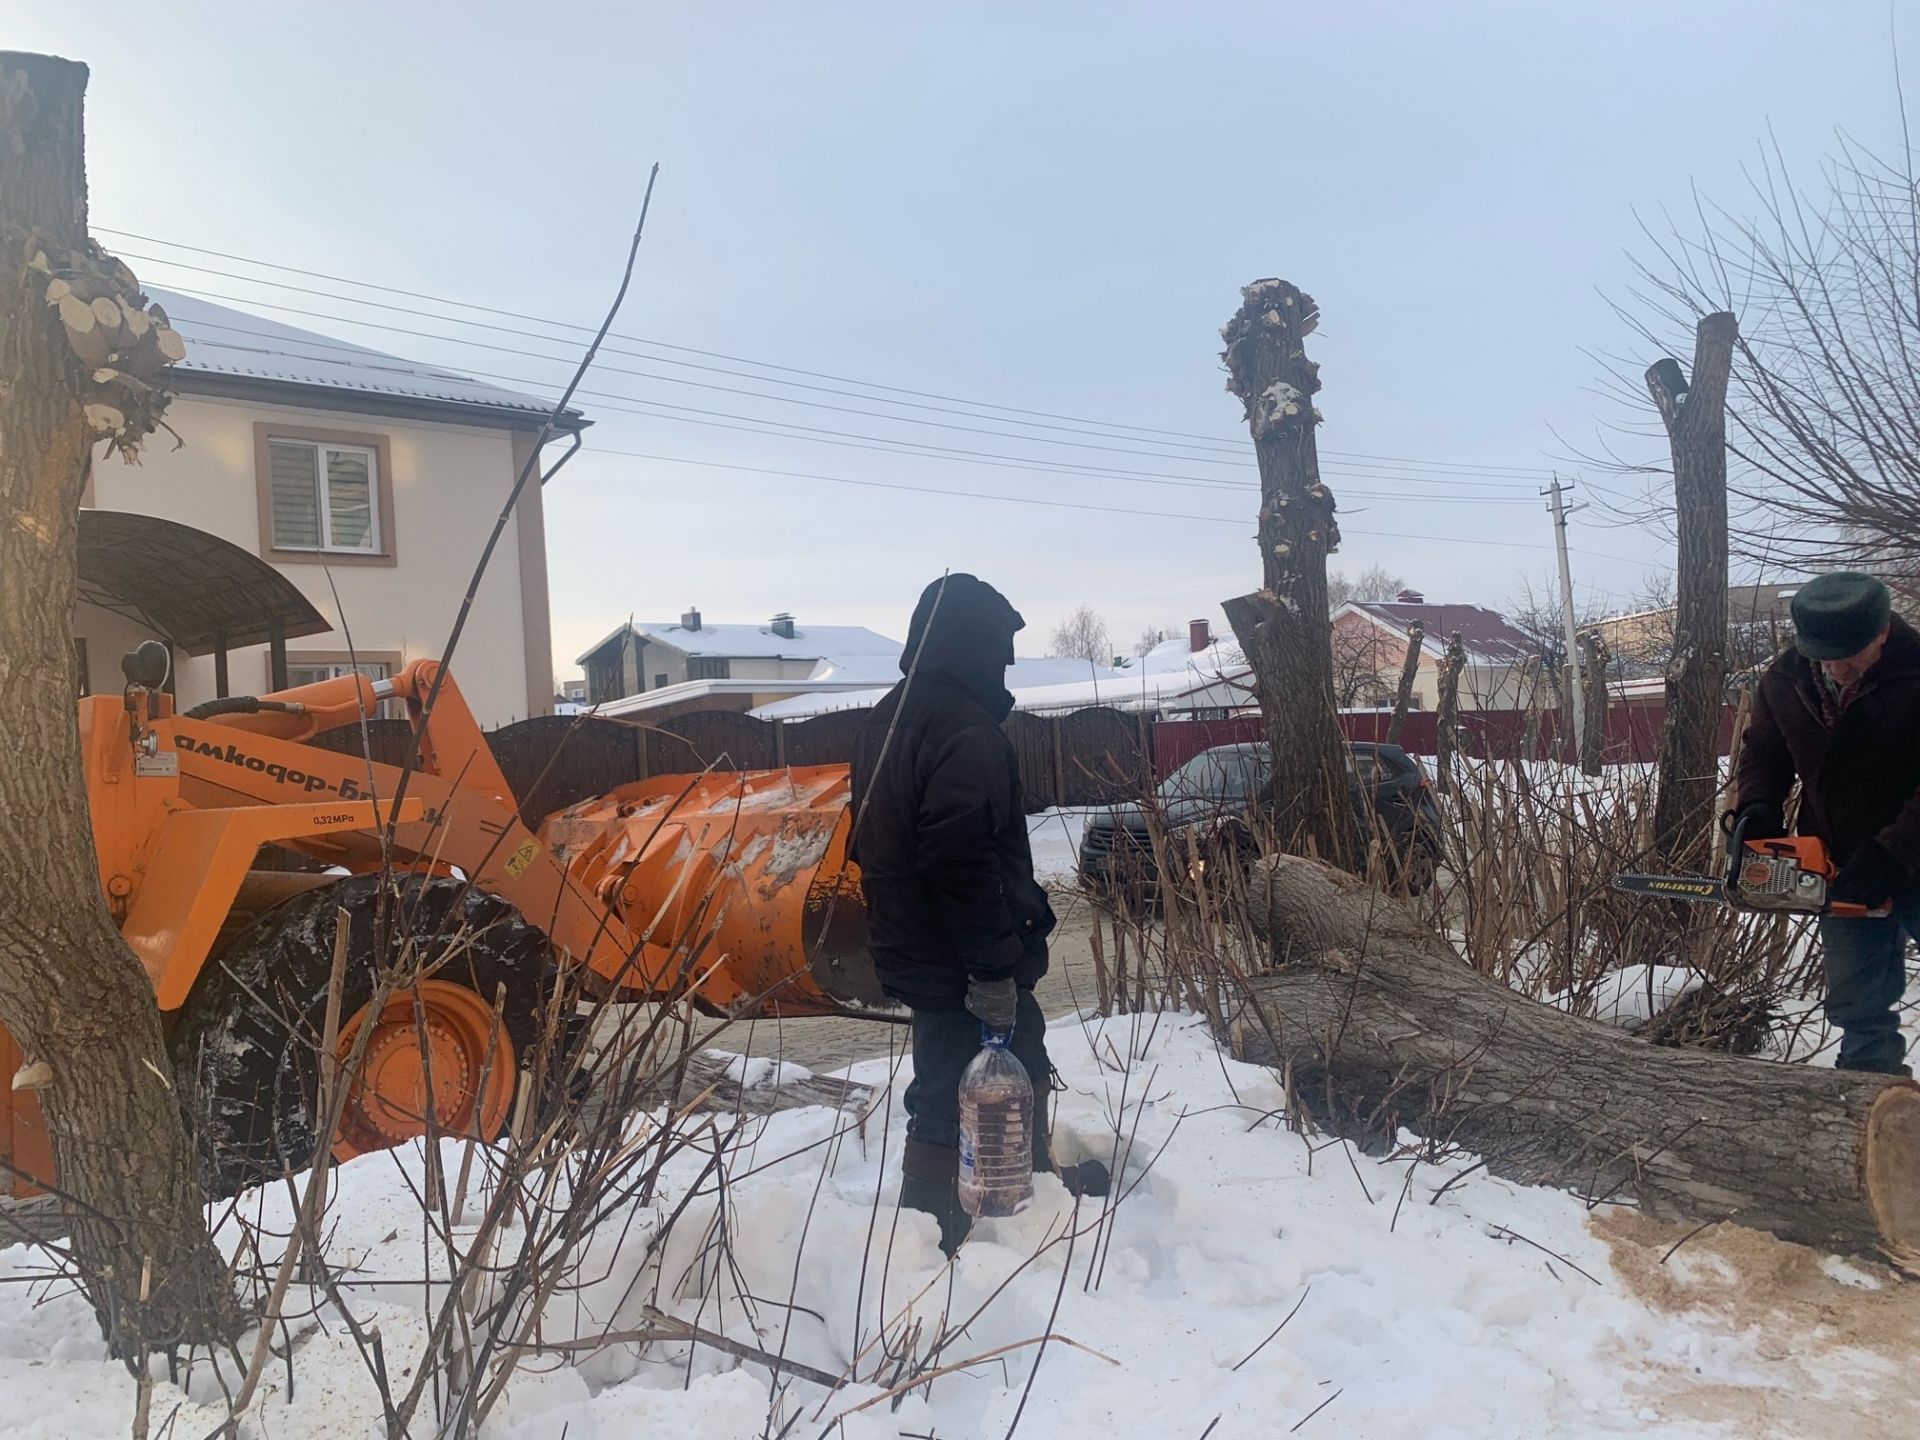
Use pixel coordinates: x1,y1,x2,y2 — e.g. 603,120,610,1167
1733,572,1920,1074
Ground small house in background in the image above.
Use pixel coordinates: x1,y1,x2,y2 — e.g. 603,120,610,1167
1593,581,1801,674
1332,591,1540,711
576,610,905,718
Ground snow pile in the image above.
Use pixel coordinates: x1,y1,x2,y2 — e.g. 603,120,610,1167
5,1012,1913,1438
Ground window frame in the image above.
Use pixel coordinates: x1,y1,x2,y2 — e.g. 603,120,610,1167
255,423,398,567
687,657,731,681
283,651,404,717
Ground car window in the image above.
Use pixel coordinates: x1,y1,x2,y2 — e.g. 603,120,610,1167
1159,749,1269,802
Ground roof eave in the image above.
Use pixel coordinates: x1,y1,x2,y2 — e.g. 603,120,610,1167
171,370,590,434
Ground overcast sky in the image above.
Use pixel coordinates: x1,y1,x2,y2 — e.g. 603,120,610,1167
10,1,1910,673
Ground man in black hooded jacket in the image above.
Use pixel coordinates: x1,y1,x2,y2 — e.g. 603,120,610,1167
851,574,1105,1251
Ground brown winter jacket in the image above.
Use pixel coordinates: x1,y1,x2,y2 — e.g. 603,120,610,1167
1735,613,1920,875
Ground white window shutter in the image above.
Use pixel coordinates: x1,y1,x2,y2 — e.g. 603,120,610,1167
269,441,321,549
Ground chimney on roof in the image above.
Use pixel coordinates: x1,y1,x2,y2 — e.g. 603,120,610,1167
681,607,701,632
1189,619,1211,653
1396,589,1425,604
771,612,796,640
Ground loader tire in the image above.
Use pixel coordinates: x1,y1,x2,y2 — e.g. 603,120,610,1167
168,875,550,1198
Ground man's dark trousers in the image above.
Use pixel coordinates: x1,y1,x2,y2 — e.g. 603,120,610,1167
1819,887,1920,1073
905,989,1053,1170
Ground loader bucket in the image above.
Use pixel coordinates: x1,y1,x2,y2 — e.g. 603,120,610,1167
539,765,887,1017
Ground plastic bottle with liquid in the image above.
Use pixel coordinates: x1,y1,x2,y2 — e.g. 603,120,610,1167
957,1028,1034,1218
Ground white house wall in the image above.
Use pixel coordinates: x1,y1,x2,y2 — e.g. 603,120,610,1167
85,394,532,727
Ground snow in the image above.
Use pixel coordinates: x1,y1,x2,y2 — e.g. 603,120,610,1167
1559,964,1705,1027
718,1052,813,1089
5,1014,1914,1438
750,657,1131,721
1028,807,1092,883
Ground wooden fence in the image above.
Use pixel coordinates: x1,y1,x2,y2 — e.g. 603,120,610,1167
311,704,1155,818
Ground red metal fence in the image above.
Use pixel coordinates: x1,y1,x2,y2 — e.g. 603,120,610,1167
1153,702,1737,777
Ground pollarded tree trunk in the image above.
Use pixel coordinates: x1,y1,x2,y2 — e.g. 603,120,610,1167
1432,631,1466,788
1647,314,1737,871
1578,630,1609,775
0,51,238,1350
1385,620,1424,746
1225,855,1920,1270
1219,280,1352,866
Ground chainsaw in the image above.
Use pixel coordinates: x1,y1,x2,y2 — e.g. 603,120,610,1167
1611,818,1888,918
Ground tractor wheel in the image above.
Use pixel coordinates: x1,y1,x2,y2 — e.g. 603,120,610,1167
168,875,550,1197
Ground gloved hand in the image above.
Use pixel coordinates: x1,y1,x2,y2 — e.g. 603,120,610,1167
1831,841,1907,909
964,974,1018,1034
1730,800,1785,841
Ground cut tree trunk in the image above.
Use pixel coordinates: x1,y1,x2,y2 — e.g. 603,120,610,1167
1432,631,1466,788
1219,279,1351,865
1647,315,1736,872
1223,854,1920,1270
1385,620,1424,747
0,51,238,1349
1577,630,1609,775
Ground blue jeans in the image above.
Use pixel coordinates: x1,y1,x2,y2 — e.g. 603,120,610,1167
1818,888,1920,1073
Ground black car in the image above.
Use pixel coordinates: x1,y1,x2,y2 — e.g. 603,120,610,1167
1077,741,1444,901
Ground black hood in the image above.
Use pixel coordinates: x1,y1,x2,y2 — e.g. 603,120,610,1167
900,573,1024,718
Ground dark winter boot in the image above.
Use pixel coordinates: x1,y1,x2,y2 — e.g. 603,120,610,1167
1052,1157,1111,1198
901,1138,971,1256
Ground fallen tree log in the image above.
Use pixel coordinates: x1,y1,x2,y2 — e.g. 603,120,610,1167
1221,854,1920,1272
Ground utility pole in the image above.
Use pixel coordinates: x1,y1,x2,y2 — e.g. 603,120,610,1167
1545,475,1587,762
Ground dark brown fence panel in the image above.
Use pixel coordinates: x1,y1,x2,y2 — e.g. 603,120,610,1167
782,708,869,768
490,715,647,822
650,710,779,775
308,717,418,767
1056,706,1151,806
1002,711,1059,813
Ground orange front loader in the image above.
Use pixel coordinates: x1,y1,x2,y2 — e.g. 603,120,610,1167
2,652,878,1196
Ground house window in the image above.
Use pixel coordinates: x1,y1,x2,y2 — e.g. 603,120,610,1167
269,438,379,552
687,657,730,681
286,658,400,717
653,672,669,690
255,424,395,566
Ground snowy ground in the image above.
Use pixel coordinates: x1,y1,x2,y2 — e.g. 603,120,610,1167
1027,806,1093,884
6,1012,1920,1439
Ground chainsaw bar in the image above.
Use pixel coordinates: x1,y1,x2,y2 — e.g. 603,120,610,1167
1609,873,1730,905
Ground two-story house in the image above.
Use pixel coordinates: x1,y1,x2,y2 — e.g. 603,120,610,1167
78,287,579,727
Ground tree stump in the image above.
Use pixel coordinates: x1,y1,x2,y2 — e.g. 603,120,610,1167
1222,854,1920,1271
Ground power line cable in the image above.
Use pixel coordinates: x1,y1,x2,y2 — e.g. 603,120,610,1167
162,309,1542,504
148,272,1551,488
578,445,1670,567
107,228,1560,476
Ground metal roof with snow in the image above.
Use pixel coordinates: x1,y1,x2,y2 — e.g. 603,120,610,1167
575,619,902,667
150,287,581,431
1338,600,1537,666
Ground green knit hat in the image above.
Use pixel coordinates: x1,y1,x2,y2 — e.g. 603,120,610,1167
1791,572,1892,660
